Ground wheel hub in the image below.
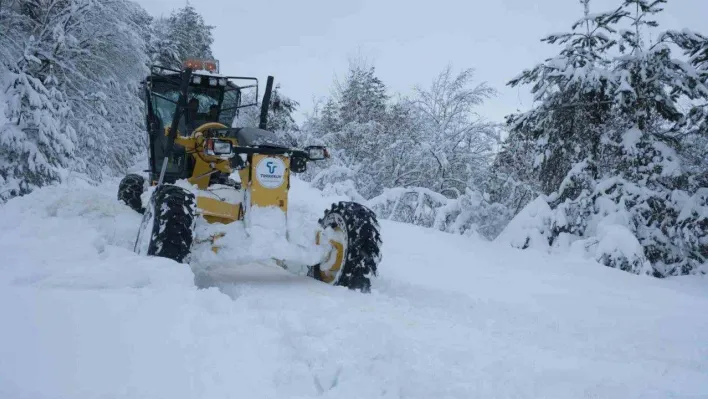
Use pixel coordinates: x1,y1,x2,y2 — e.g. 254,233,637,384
316,215,348,284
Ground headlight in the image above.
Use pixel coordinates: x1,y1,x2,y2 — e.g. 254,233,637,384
205,138,234,159
213,140,231,153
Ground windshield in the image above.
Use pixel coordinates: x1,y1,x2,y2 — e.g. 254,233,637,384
221,88,239,127
150,82,240,132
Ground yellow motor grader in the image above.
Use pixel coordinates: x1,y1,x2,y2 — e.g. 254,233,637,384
118,60,381,292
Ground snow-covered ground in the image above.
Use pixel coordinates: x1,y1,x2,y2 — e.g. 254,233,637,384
1,175,707,399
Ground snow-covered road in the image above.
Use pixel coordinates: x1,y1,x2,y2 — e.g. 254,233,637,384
1,176,707,398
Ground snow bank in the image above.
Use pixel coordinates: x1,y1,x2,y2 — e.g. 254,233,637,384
569,222,654,276
368,186,447,228
499,171,708,277
496,196,553,250
367,186,511,240
0,180,193,289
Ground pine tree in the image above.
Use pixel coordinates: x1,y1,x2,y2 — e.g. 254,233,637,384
603,0,708,275
507,0,623,194
660,29,708,182
320,98,341,133
613,0,698,130
1,66,75,200
337,64,388,126
299,63,399,198
164,4,214,63
503,0,708,276
149,16,181,69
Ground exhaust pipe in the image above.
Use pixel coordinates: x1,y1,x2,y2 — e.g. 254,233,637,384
259,75,274,130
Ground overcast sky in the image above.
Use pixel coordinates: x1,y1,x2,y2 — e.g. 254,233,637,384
136,0,706,123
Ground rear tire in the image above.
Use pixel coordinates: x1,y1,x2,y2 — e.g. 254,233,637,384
310,201,382,292
118,174,145,214
134,184,196,263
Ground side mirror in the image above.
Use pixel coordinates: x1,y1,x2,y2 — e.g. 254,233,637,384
305,146,329,161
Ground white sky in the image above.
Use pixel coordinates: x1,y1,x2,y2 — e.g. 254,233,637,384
136,0,706,123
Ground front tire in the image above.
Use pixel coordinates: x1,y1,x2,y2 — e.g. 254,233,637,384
134,185,196,263
310,201,382,292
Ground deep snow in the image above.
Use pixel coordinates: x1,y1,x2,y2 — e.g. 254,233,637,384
1,174,707,399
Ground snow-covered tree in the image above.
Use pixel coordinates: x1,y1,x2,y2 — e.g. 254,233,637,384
229,84,300,134
501,0,708,276
149,16,181,69
337,64,388,126
61,0,152,178
375,99,425,189
301,63,392,198
660,29,708,181
298,61,511,238
412,65,497,197
0,0,214,199
0,0,91,199
161,4,214,65
507,0,623,194
319,98,341,134
604,0,707,275
267,85,300,145
486,127,539,216
0,67,75,200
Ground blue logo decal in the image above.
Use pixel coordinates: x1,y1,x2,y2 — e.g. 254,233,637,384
266,161,277,174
